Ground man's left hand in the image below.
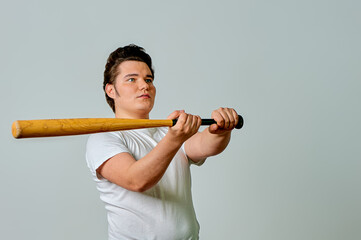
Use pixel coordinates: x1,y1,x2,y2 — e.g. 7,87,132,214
208,107,239,135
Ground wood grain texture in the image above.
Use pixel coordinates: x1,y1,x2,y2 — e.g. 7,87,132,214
12,118,173,138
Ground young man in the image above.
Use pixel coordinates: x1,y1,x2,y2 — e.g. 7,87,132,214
86,44,239,240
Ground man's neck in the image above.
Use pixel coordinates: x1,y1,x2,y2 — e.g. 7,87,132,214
115,111,149,119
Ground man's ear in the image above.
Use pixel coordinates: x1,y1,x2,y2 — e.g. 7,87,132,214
105,83,116,99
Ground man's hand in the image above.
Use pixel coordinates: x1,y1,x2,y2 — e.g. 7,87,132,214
208,107,239,135
167,110,202,143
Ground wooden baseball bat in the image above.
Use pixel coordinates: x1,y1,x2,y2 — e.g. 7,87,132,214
12,115,244,139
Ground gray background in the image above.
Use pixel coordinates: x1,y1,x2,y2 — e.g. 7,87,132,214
1,0,360,239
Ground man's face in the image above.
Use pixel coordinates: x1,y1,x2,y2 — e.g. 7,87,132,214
106,60,156,118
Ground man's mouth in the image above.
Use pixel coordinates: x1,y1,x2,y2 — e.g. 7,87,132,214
137,94,151,99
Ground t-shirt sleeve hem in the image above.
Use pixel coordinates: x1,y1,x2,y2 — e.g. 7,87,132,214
181,144,206,166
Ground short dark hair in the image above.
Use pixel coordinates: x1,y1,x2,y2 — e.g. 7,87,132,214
103,44,154,112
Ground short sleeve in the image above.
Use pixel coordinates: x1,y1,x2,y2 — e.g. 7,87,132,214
181,144,206,166
85,132,131,178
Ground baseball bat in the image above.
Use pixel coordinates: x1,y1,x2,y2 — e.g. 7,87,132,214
12,115,244,139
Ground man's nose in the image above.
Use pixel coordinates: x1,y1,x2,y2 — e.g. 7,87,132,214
138,79,150,90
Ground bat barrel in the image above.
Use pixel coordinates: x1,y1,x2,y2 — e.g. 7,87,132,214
12,118,174,139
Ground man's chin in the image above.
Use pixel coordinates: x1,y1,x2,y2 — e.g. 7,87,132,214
134,106,154,115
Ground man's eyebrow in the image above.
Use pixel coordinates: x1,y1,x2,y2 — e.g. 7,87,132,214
123,73,154,79
123,73,139,78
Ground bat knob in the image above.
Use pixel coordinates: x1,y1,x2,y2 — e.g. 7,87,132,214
235,115,244,129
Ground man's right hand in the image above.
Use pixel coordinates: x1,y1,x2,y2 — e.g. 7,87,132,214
167,110,202,143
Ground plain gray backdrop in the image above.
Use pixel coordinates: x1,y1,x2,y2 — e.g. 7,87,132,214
1,0,360,239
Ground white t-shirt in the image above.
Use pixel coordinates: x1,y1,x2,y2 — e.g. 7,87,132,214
86,127,203,240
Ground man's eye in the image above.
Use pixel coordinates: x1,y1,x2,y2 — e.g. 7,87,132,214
145,79,153,83
128,78,135,82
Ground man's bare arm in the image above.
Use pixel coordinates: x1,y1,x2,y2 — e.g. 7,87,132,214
97,112,201,192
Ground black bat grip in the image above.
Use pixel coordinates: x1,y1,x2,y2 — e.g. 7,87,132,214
172,115,244,129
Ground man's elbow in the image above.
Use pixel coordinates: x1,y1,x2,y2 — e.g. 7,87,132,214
128,180,154,193
131,184,148,193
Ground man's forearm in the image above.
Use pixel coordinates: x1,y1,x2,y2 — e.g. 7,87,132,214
185,128,231,162
202,128,232,156
126,134,183,192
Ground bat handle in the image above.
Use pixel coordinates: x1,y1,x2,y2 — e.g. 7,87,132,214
172,115,244,129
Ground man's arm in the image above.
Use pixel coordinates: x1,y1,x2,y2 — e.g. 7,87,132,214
97,112,201,192
184,107,239,162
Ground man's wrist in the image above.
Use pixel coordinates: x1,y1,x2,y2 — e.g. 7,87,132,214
163,133,184,148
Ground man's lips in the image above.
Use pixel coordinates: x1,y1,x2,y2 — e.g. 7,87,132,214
137,94,151,98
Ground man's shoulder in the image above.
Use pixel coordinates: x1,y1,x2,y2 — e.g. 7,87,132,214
86,131,123,147
86,127,168,145
87,131,119,140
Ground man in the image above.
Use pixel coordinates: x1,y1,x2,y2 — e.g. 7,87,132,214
86,44,239,239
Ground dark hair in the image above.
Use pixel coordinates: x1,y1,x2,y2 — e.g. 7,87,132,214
103,44,154,112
